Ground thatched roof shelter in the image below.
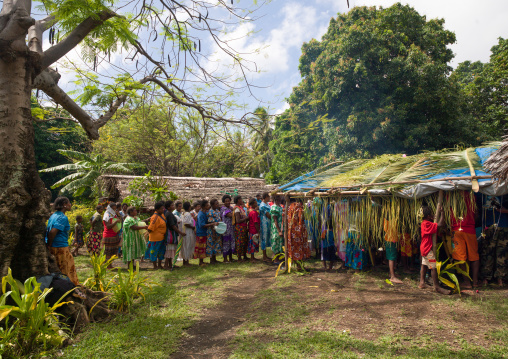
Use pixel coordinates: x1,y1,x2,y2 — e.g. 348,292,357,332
485,135,508,182
276,143,507,198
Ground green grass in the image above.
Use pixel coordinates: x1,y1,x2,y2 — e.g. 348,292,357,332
63,256,259,359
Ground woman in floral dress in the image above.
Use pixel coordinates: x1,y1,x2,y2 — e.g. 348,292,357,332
122,207,148,266
206,199,223,263
270,195,284,258
220,195,235,262
259,192,272,261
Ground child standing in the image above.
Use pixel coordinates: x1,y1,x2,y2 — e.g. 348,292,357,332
248,198,261,262
419,205,450,294
72,215,84,256
321,217,337,271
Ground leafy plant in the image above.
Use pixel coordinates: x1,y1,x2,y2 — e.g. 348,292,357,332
39,150,143,197
83,250,117,292
435,243,471,294
128,171,177,203
272,247,307,278
109,262,156,312
123,195,145,210
0,269,74,357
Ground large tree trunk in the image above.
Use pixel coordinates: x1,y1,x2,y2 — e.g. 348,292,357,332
0,5,53,281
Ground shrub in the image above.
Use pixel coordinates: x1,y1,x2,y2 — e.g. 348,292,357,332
109,262,156,312
66,202,96,236
0,269,74,358
82,249,117,292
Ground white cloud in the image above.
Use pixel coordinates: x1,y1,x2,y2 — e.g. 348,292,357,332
205,2,333,79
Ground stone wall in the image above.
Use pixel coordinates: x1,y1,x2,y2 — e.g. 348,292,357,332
102,175,278,206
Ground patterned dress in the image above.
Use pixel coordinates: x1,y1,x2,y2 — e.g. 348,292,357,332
220,205,235,256
206,208,223,256
270,204,284,255
345,229,368,270
259,202,271,250
87,212,103,255
287,202,311,261
122,216,147,263
234,207,249,257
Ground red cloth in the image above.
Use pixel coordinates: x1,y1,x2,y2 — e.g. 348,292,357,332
450,192,476,234
102,218,118,238
420,220,438,257
248,210,260,234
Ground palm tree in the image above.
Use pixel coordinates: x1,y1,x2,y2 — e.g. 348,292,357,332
247,107,274,175
39,150,143,197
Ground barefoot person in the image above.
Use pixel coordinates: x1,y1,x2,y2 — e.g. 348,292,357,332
102,203,121,267
270,195,284,261
419,205,450,294
87,205,104,256
181,202,197,266
72,215,84,257
450,191,480,288
206,199,223,264
194,199,215,266
322,216,338,272
122,207,148,267
164,201,186,270
384,218,403,284
259,192,272,262
234,196,249,262
220,195,236,263
247,198,261,262
45,197,79,285
145,201,167,270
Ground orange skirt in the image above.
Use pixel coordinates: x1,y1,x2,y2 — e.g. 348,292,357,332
49,246,79,285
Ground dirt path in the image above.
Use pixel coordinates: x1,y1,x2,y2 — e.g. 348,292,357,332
170,265,275,359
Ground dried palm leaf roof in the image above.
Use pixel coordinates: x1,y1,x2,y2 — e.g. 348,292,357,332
279,143,505,198
484,135,508,182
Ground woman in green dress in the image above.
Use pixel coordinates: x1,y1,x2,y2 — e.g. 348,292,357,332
122,206,148,266
270,195,284,257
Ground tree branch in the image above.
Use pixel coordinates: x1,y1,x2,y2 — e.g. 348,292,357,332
33,68,127,139
41,9,116,69
28,14,54,53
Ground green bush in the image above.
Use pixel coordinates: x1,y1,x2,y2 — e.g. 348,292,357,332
0,269,74,358
109,262,156,312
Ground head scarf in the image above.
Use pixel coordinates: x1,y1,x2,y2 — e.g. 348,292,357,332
103,204,116,222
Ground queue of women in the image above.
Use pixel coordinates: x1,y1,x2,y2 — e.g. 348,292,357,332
44,193,303,284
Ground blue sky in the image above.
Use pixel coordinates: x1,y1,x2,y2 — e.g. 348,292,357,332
215,0,508,116
52,0,508,124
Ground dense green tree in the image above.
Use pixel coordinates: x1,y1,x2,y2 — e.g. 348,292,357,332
268,3,484,183
33,103,90,199
93,100,257,178
456,38,508,138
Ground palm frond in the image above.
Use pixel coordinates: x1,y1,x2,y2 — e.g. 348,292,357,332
60,170,100,195
57,149,92,162
39,163,82,173
51,172,86,189
105,163,144,173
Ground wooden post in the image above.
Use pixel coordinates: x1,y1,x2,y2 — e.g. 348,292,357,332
284,194,290,271
432,190,444,258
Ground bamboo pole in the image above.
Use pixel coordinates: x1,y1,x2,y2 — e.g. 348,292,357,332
432,190,444,258
284,194,290,272
465,149,480,193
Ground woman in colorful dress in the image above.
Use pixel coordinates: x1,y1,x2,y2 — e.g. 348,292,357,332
206,199,223,264
102,203,121,267
270,195,284,259
87,205,104,256
287,200,311,264
181,202,197,266
259,192,272,262
122,207,148,266
45,197,79,285
345,211,369,271
220,195,235,263
195,200,215,266
164,201,186,270
145,201,167,269
234,196,249,262
247,198,261,262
